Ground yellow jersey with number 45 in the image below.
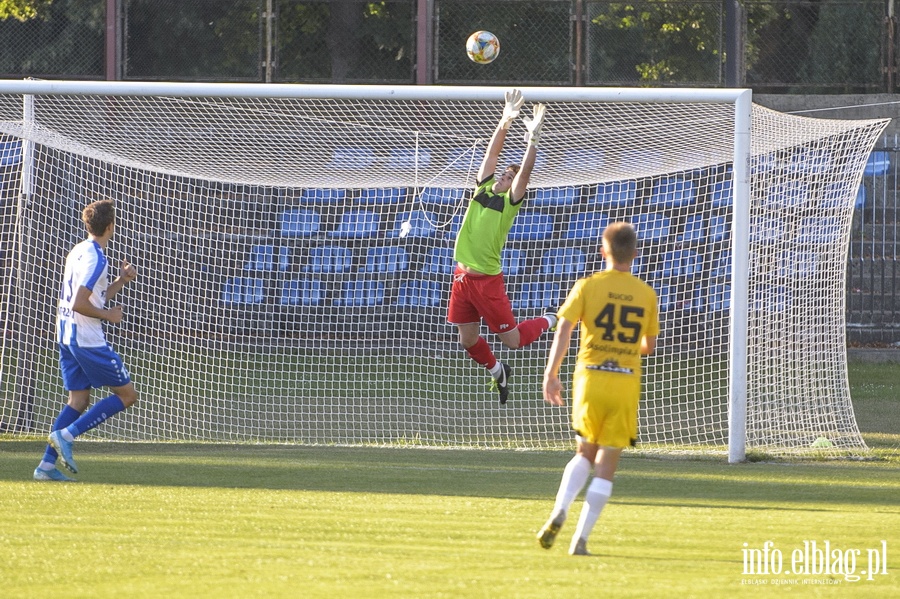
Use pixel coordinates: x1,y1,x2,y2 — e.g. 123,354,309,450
558,269,659,378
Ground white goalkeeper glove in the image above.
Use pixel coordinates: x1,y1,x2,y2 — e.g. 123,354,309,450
523,103,546,147
499,89,524,130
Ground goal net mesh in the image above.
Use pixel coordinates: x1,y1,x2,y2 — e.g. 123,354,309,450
0,89,888,455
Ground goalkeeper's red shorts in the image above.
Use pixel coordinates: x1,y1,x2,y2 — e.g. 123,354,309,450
447,266,516,334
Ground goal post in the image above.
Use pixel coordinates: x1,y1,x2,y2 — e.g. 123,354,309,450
0,81,888,461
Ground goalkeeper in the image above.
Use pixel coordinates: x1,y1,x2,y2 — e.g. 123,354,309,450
448,89,557,404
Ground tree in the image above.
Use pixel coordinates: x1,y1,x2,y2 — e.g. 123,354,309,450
0,0,53,21
796,0,881,92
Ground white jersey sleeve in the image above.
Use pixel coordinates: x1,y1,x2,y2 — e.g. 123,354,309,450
57,239,110,347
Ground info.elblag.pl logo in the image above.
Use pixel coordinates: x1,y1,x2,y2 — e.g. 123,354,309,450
741,540,889,585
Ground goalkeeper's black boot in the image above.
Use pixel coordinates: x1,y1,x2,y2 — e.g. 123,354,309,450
491,362,512,405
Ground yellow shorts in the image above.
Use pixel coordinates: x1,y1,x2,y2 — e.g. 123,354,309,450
571,367,640,448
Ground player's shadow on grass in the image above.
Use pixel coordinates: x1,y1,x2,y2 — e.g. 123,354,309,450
2,440,897,508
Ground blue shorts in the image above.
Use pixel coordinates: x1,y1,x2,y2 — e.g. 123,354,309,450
59,343,131,391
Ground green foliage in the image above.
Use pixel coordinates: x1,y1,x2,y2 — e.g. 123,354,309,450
437,2,571,84
0,0,103,76
795,0,882,92
587,1,725,85
0,0,53,21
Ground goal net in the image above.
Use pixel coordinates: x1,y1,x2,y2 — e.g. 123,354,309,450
0,82,888,459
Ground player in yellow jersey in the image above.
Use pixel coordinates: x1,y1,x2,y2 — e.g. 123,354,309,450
449,89,557,405
537,222,659,555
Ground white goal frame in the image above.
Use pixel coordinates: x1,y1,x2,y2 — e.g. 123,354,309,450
1,80,877,463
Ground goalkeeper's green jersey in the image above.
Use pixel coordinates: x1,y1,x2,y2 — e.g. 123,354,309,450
453,177,522,275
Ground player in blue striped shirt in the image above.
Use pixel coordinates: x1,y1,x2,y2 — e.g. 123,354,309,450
34,199,139,481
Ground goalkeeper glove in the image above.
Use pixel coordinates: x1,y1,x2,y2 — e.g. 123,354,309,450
499,89,524,130
523,103,547,147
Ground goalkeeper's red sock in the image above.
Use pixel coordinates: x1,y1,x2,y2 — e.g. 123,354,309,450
465,336,497,370
516,316,551,347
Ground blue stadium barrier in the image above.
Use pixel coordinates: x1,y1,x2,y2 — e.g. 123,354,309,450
856,185,866,209
562,148,604,170
397,279,443,307
304,245,353,274
280,278,324,306
419,187,466,206
541,247,586,277
328,208,380,238
448,213,464,238
631,255,646,277
750,216,783,243
708,215,729,244
659,249,701,279
710,250,731,278
334,279,385,307
564,211,609,241
779,252,818,279
391,209,437,238
676,213,707,244
505,149,547,170
447,147,480,171
651,177,696,209
329,147,375,169
864,151,890,176
508,210,554,241
707,283,731,313
591,181,637,209
709,179,732,208
357,187,406,204
512,281,562,310
244,244,288,271
364,246,409,274
753,285,792,314
788,148,830,175
280,209,321,237
796,216,842,245
388,147,432,169
421,246,454,274
0,140,22,166
766,181,809,209
503,248,526,276
632,212,671,243
222,277,265,304
620,149,663,173
530,186,579,207
297,188,346,204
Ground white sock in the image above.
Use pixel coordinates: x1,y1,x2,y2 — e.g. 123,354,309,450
571,477,613,546
488,361,504,380
60,428,75,442
552,455,592,517
38,461,55,471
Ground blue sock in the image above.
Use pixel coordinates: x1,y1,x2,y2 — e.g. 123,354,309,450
41,405,82,464
67,395,126,437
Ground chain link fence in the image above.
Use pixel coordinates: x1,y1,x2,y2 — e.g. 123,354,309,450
0,0,897,342
0,0,894,89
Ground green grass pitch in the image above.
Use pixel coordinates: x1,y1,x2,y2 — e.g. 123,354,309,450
1,362,898,598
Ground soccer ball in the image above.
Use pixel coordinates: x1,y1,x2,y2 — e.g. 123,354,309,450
466,31,500,64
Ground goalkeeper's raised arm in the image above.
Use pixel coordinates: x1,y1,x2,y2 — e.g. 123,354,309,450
448,90,557,405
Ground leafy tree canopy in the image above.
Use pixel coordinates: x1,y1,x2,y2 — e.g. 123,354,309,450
0,0,54,21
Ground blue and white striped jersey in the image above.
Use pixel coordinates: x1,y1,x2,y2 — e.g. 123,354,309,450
57,239,110,347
